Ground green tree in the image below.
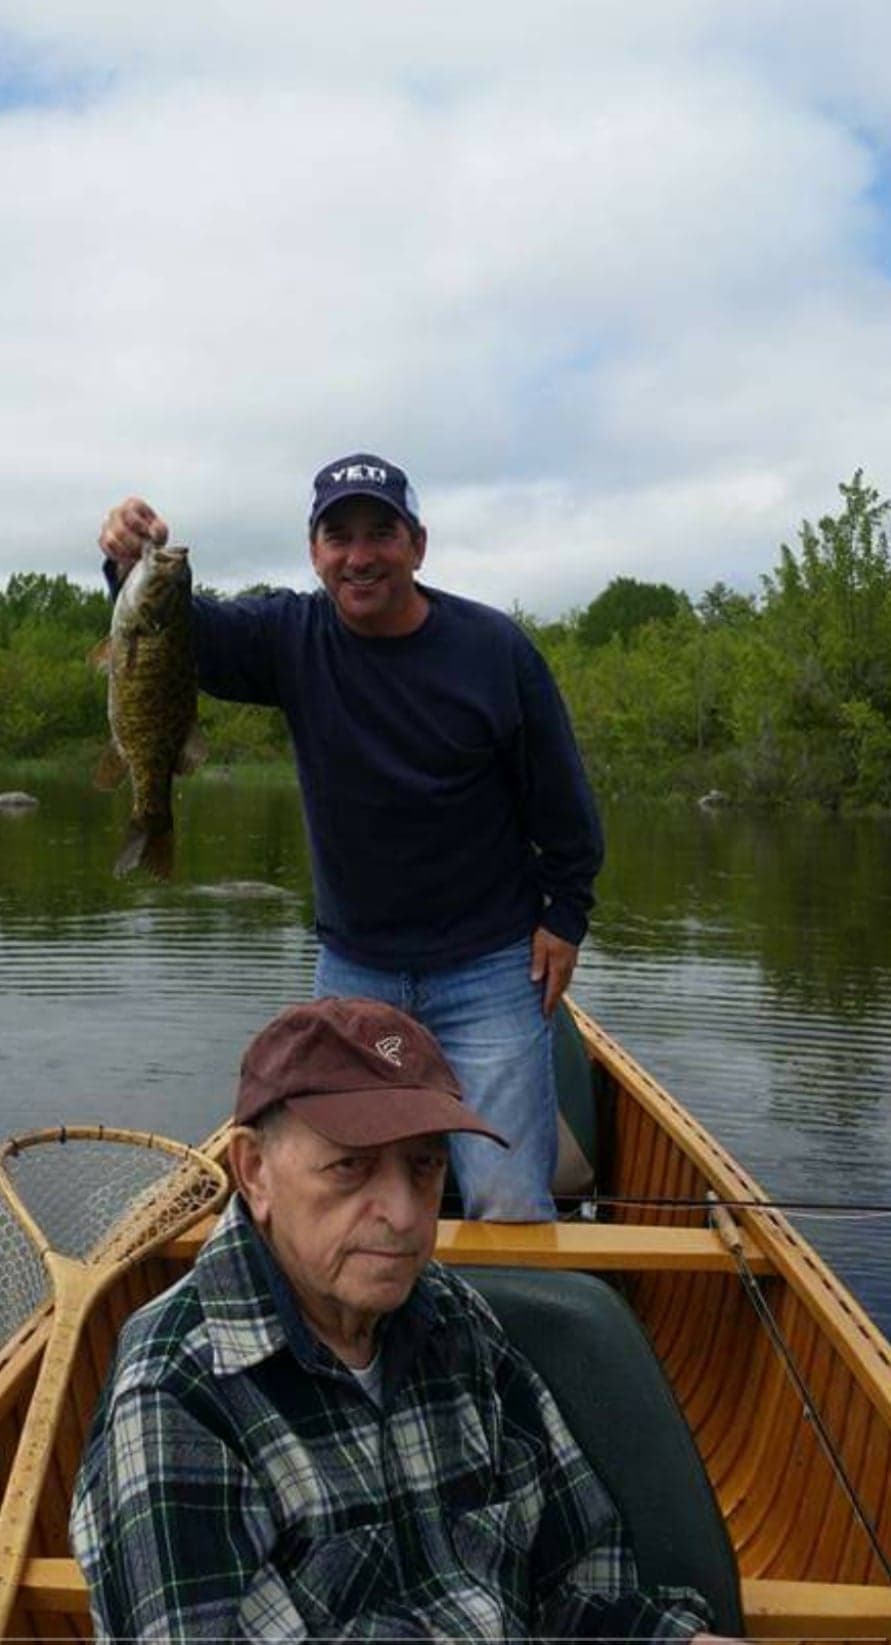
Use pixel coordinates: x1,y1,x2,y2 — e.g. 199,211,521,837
761,470,891,712
838,698,891,807
697,582,758,629
577,576,683,649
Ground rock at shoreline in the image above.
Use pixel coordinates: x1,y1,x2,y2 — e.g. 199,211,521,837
0,792,39,810
188,880,289,900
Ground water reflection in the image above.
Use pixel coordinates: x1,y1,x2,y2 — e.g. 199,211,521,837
595,805,891,1017
0,772,316,925
1,771,890,1333
584,800,891,1332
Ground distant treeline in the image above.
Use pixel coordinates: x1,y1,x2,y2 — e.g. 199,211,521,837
2,470,890,809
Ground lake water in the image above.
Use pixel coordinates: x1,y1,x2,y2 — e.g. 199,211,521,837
2,768,890,1336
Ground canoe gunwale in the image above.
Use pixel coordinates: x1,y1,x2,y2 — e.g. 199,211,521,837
16,1558,891,1639
566,1001,891,1423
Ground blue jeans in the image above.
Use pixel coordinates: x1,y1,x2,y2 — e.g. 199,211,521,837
314,939,557,1221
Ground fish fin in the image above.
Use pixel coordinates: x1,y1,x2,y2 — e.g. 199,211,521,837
175,722,210,776
93,742,129,790
114,820,174,879
89,637,112,674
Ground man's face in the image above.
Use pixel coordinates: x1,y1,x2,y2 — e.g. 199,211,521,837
232,1113,447,1330
309,497,427,637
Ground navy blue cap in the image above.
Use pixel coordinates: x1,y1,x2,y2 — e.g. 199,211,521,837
309,453,421,534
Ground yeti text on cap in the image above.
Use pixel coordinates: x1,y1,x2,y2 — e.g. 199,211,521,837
330,463,388,485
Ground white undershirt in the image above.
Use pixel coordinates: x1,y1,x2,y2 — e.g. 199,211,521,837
350,1349,384,1407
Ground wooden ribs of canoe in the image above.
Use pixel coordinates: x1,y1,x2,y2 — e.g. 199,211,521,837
1,1001,889,1642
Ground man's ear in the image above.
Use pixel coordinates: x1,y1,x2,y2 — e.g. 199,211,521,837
413,526,427,570
228,1126,271,1227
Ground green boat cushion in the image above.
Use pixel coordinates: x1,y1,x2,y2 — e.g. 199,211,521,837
459,1265,744,1638
552,1001,596,1197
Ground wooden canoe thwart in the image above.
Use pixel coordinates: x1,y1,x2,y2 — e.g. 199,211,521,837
1,1001,889,1642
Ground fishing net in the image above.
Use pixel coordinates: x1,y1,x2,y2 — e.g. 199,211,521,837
0,1126,228,1346
0,1125,229,1636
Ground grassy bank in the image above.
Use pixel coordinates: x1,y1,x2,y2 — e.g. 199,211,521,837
0,753,297,789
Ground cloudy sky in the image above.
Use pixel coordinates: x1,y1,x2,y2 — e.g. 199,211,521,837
4,0,891,617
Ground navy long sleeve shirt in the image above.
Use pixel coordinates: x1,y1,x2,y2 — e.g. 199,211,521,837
189,582,602,970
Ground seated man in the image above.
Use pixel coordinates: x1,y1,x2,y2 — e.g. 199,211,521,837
71,996,731,1642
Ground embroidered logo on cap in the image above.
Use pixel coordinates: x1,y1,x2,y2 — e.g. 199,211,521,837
331,463,387,485
374,1035,404,1066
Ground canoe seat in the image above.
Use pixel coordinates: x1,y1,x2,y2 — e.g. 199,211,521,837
459,1265,744,1638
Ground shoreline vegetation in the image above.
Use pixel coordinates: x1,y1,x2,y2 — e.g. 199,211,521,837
2,472,891,813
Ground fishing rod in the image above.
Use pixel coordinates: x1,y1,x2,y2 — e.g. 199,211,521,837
566,1193,891,1219
557,1185,891,1570
707,1191,891,1584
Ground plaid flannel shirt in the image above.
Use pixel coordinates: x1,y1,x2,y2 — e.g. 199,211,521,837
71,1196,712,1642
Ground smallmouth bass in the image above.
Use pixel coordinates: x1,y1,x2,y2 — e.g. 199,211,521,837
92,545,206,877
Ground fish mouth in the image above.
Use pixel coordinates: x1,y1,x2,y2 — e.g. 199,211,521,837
150,545,190,566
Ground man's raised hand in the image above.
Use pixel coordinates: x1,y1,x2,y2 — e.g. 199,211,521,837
99,497,169,576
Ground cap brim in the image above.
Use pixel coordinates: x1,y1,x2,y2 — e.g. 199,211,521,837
286,1086,508,1148
309,486,418,532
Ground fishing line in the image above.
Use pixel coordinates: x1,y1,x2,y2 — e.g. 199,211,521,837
707,1192,891,1584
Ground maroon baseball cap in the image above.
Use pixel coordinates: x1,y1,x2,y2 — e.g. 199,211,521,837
235,996,508,1149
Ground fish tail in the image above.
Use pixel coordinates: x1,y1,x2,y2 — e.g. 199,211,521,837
114,815,174,880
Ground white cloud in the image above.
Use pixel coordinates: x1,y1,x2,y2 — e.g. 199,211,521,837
3,3,891,617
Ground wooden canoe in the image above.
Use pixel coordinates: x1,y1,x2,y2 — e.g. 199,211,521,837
1,998,889,1642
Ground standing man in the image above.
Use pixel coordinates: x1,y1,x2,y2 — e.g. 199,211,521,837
99,453,603,1220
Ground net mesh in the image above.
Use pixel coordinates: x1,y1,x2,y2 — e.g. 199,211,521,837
3,1137,181,1257
0,1198,50,1346
0,1130,227,1346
